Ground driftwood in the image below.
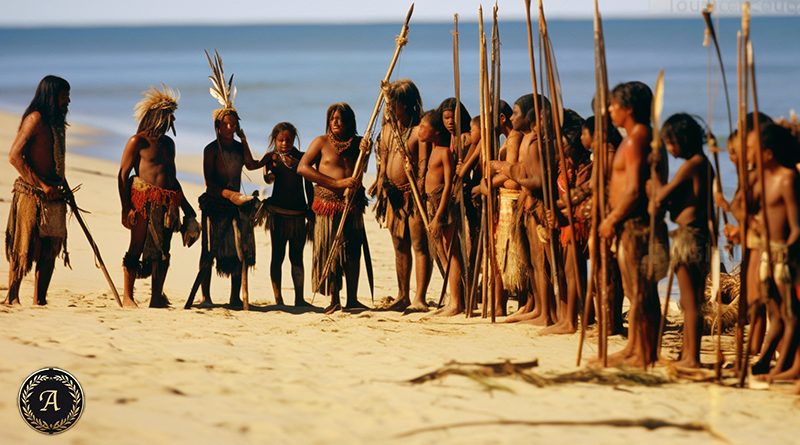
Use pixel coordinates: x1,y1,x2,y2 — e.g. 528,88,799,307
407,359,671,389
395,418,727,441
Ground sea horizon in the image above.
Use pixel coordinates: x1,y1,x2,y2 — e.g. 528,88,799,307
1,16,798,195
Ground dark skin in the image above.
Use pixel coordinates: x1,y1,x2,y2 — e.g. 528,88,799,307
118,113,197,309
370,102,431,313
264,129,314,307
298,109,368,315
198,114,265,308
468,110,520,317
495,120,558,326
652,143,712,368
4,90,70,306
738,131,800,379
598,99,661,367
419,116,464,317
540,144,592,336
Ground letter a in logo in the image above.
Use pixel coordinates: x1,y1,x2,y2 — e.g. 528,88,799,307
39,390,60,412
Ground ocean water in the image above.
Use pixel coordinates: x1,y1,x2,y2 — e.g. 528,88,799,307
1,17,799,193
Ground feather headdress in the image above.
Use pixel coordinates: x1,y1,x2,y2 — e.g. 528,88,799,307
134,84,179,124
205,49,237,122
134,84,179,136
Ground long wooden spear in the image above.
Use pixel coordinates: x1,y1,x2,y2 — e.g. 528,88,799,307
701,2,727,380
577,0,611,366
313,4,414,297
538,0,586,344
477,6,498,320
533,1,565,325
452,13,472,289
734,2,752,386
61,184,123,308
489,3,501,323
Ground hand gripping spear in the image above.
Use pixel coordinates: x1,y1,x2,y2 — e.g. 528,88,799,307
312,4,415,298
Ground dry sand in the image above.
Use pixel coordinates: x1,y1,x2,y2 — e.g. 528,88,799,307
0,110,797,445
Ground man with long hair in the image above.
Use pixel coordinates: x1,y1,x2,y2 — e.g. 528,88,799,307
5,75,72,306
369,79,432,313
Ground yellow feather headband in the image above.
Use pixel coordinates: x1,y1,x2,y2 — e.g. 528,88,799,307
205,49,237,122
133,84,179,124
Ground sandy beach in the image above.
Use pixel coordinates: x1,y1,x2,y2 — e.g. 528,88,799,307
0,109,797,445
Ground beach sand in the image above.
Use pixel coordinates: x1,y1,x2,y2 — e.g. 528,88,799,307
0,110,797,445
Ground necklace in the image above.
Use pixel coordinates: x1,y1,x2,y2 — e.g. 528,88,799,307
277,150,298,169
327,132,353,155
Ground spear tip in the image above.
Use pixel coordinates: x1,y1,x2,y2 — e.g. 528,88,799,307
406,3,414,23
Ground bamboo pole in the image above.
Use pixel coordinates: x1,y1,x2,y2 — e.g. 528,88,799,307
313,4,415,296
538,0,586,344
735,4,752,385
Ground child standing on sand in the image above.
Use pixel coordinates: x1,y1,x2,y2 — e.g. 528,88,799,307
262,122,314,307
652,113,713,368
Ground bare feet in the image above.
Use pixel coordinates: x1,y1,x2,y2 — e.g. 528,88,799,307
294,298,312,307
377,297,410,312
343,300,369,312
504,305,535,323
402,301,429,315
149,294,171,308
2,297,20,306
538,321,577,336
197,298,214,309
324,302,341,315
431,305,463,317
122,297,139,309
670,356,701,369
274,296,285,306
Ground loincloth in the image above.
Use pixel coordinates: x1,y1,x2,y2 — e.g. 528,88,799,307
311,186,366,296
125,177,182,276
615,216,669,282
425,184,455,229
198,192,257,277
383,179,414,239
746,232,800,287
5,177,68,281
669,225,710,276
495,188,530,293
263,199,310,243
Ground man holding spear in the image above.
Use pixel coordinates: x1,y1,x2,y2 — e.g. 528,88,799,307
370,79,432,313
309,4,414,313
5,76,74,306
598,81,669,367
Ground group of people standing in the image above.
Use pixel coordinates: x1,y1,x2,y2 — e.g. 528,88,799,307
5,60,800,383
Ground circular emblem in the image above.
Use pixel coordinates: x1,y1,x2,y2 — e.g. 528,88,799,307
18,368,84,435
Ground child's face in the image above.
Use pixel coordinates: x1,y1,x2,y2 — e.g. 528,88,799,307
665,138,679,158
510,104,527,132
442,109,456,135
580,127,592,151
275,130,294,153
727,137,739,165
469,122,481,145
417,117,436,144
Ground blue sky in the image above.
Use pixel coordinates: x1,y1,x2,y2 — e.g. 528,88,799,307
2,0,788,27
